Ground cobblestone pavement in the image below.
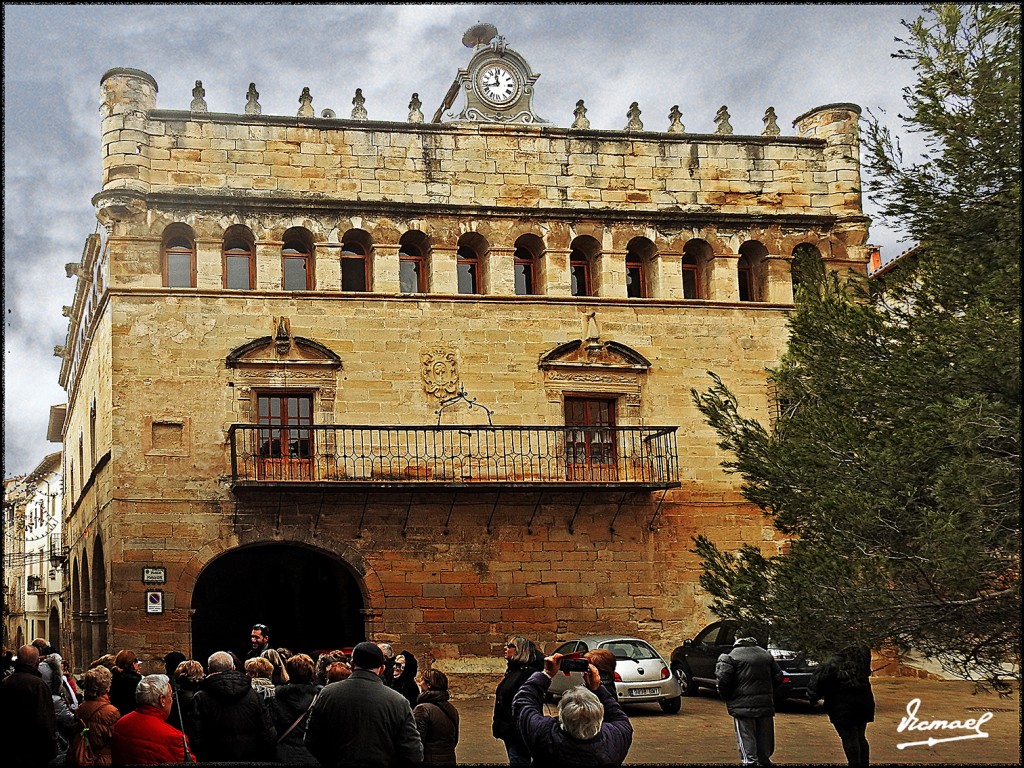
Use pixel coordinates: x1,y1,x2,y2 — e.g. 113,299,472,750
451,678,1020,765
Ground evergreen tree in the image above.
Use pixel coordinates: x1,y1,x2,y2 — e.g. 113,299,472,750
691,4,1020,690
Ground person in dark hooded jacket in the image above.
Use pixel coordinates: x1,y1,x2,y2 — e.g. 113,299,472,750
167,660,204,743
192,650,276,761
493,636,544,766
389,650,420,708
808,645,875,766
109,650,142,717
271,653,320,765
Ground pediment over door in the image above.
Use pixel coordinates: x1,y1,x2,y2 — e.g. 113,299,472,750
225,318,342,422
538,339,651,372
538,321,651,411
226,318,342,370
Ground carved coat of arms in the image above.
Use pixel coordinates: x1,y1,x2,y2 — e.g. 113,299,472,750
421,348,460,398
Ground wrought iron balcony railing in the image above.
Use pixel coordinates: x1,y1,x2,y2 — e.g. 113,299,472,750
228,424,680,489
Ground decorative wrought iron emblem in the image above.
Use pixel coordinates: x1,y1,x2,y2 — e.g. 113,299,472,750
421,348,460,399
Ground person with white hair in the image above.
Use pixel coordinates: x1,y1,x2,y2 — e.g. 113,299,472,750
110,674,194,764
512,653,633,766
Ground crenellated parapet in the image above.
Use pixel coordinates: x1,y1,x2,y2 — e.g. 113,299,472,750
96,68,867,231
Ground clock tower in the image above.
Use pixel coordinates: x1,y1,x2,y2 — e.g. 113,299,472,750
450,23,546,124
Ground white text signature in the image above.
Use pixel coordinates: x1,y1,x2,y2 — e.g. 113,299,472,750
896,698,993,749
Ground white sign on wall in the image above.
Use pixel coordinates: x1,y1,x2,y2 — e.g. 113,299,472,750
146,590,164,614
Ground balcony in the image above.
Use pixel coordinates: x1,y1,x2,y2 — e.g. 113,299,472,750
229,424,680,491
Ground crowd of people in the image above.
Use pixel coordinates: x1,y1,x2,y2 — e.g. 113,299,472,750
0,627,872,767
0,630,453,767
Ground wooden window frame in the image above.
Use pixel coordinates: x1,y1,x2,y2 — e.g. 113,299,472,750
223,237,255,290
570,251,592,297
399,246,427,293
282,242,314,291
256,392,315,480
162,236,196,288
563,395,618,481
738,257,754,302
625,253,647,298
457,246,480,295
341,242,370,292
681,254,702,299
513,247,536,296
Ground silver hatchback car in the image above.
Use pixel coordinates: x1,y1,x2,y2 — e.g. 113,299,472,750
548,635,682,713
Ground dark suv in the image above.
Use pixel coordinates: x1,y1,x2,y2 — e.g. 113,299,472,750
669,620,817,702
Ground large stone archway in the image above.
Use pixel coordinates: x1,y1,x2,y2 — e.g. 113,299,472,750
190,542,365,662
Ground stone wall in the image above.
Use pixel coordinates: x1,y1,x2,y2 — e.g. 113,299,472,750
97,68,866,228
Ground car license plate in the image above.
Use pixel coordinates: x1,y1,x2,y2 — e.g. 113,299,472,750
629,687,660,696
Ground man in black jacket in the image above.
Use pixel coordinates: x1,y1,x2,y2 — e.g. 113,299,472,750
304,641,423,766
715,635,783,767
193,650,276,761
0,645,57,767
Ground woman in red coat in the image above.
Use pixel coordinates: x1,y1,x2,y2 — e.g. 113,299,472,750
111,674,195,765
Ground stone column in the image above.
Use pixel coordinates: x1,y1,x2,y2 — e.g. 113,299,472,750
793,103,862,213
373,244,400,293
315,244,341,292
794,103,870,272
708,253,740,302
430,246,459,294
543,248,572,297
654,250,683,300
195,238,221,290
487,246,516,296
600,250,628,298
764,255,794,304
255,242,280,291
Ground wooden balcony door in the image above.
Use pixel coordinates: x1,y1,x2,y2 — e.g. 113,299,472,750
257,393,313,480
564,397,618,481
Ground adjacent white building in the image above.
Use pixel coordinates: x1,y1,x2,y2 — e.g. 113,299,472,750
2,451,65,651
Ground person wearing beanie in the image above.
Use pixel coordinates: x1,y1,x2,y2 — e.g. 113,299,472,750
304,641,423,767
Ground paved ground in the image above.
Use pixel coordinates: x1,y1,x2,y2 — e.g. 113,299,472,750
451,677,1021,765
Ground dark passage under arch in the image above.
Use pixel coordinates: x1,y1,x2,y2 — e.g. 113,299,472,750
191,543,364,663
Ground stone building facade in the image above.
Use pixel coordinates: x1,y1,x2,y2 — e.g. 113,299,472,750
57,33,870,687
2,452,65,652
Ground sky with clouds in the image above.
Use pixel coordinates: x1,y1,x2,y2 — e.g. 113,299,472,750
3,3,926,478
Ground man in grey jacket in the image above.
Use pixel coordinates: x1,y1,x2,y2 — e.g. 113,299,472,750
715,635,784,767
304,641,423,766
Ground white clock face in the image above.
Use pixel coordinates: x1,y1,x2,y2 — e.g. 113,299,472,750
478,64,519,105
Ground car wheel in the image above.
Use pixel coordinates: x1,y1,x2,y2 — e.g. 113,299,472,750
659,696,682,714
673,664,695,696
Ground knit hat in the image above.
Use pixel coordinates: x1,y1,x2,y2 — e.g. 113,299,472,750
351,641,385,669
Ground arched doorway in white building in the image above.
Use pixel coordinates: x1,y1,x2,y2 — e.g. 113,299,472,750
191,543,365,663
